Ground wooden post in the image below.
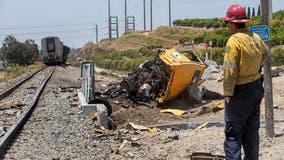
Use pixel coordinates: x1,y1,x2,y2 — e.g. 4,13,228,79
143,0,146,30
125,0,128,33
150,0,153,31
261,0,274,138
169,0,171,27
95,25,98,43
108,0,111,41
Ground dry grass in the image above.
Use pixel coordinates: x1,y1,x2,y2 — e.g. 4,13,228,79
272,45,284,51
0,62,43,82
78,26,209,56
150,26,208,40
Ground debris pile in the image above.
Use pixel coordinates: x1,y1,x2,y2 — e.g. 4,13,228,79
101,49,209,107
202,59,223,81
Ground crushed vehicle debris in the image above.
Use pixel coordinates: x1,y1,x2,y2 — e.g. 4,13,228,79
103,49,207,106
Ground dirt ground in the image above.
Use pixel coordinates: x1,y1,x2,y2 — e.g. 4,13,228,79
93,66,284,160
2,65,284,159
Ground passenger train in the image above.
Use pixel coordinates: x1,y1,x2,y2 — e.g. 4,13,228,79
41,36,70,65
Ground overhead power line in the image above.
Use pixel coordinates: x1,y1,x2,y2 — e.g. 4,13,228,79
0,28,94,37
0,22,100,30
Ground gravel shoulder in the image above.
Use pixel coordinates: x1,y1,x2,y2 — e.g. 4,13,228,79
1,65,284,160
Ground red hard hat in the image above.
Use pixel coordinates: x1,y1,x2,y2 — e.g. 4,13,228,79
223,4,250,23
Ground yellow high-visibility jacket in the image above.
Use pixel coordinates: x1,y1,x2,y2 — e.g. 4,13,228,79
223,29,268,96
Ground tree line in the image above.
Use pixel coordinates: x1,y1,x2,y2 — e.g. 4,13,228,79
175,10,284,48
174,10,284,67
173,5,261,28
0,35,38,66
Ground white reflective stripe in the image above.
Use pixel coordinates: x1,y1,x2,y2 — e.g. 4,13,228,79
223,61,238,67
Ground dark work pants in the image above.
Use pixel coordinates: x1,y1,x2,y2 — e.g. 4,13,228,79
224,81,264,160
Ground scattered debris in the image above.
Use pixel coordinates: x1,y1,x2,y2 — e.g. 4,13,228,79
94,123,104,130
189,152,225,160
128,122,158,134
196,106,213,116
149,127,158,134
113,99,120,105
115,130,140,143
212,101,225,111
94,128,110,135
150,121,225,131
89,112,97,120
195,101,225,116
89,123,113,138
128,122,150,131
160,109,186,116
196,122,208,130
115,139,129,154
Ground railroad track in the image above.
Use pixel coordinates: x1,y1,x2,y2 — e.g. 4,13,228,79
0,66,55,155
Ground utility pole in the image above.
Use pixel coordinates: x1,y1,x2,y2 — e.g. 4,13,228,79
95,25,98,43
143,0,146,30
150,0,153,31
268,0,272,19
261,0,274,138
169,0,171,27
125,0,128,33
108,0,111,41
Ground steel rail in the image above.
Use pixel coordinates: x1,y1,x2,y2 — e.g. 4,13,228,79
0,65,47,101
0,66,55,155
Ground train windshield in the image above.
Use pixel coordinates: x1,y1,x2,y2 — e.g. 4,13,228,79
46,38,55,52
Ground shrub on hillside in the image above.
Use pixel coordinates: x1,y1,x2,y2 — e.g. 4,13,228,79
139,45,160,57
195,48,224,66
211,48,225,66
92,45,157,71
173,18,226,28
175,10,284,47
271,48,284,66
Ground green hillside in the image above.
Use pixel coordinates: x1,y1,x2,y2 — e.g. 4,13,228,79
78,10,284,70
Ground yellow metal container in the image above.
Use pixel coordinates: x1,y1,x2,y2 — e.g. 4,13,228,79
156,49,206,103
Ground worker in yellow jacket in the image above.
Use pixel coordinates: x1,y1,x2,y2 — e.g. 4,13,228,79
223,4,268,160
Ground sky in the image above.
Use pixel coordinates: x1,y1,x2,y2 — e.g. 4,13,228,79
0,0,283,49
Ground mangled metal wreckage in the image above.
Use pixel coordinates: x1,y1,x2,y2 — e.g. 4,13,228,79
116,48,207,106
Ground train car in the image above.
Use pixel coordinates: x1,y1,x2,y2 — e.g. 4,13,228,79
63,45,70,64
41,36,70,65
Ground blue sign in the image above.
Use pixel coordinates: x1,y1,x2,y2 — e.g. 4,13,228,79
249,25,270,41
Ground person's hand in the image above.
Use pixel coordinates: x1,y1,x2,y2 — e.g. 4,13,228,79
225,96,231,104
